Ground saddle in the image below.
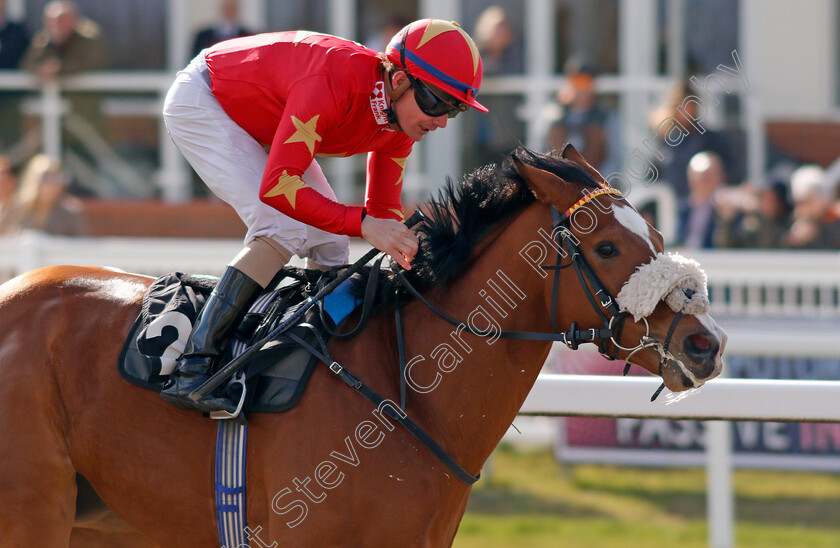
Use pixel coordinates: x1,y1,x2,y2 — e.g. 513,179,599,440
118,267,372,414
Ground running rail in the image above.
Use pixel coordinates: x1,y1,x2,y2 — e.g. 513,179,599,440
520,375,840,422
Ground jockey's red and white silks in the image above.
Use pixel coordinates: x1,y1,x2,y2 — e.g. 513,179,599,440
205,32,413,237
163,52,349,266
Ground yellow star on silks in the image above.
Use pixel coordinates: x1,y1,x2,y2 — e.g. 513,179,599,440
416,20,480,75
262,171,309,208
284,115,322,156
388,209,405,220
391,156,407,185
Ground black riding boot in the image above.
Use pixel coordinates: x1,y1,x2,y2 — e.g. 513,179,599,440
160,266,261,413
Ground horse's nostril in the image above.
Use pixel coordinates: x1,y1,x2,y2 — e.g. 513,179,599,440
689,333,710,351
684,332,718,361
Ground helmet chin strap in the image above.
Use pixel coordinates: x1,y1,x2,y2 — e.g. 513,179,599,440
383,68,410,132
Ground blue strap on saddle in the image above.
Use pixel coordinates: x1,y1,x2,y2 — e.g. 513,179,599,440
322,278,363,326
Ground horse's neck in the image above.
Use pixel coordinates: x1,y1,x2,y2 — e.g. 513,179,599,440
401,203,553,475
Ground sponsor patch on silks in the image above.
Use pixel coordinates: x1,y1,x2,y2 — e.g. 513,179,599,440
370,80,389,126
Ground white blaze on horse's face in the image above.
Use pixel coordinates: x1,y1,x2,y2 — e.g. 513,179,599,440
611,203,656,253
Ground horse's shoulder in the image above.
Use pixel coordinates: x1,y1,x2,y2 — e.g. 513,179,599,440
0,265,153,307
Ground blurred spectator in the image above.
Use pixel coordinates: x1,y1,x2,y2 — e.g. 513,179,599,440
22,1,109,185
473,5,523,75
0,153,86,235
648,80,733,200
191,0,253,58
0,155,17,281
546,57,609,171
22,1,108,79
0,0,27,69
676,151,725,249
638,201,658,228
715,179,793,249
466,5,525,171
785,165,840,249
0,0,29,154
0,156,18,218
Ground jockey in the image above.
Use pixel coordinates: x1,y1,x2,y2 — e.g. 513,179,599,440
160,19,487,412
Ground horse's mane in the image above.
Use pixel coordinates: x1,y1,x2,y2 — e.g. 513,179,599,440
404,146,600,289
335,147,601,332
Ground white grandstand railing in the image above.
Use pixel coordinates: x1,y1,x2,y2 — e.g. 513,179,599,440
2,234,838,316
686,249,840,318
0,232,244,279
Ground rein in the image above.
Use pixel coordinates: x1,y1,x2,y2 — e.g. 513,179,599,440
282,322,480,485
393,205,633,349
393,200,690,402
295,197,694,485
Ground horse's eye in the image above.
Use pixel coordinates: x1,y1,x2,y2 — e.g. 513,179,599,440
596,242,619,258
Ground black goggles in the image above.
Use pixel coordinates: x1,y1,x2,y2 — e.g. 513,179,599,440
399,31,470,119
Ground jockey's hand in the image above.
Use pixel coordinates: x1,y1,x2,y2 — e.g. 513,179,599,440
361,215,419,270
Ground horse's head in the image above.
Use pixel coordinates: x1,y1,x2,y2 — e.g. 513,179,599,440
512,145,726,393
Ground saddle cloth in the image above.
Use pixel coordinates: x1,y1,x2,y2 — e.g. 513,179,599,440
118,269,362,413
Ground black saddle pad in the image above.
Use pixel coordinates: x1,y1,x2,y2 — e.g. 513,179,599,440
118,270,329,413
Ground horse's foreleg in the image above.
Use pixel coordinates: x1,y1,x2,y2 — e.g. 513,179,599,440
0,393,77,546
0,436,77,545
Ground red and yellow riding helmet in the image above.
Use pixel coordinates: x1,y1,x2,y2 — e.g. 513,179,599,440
385,19,488,114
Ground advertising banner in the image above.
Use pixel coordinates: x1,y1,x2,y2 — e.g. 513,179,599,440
550,346,840,470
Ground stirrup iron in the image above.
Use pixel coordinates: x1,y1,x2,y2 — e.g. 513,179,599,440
209,371,248,421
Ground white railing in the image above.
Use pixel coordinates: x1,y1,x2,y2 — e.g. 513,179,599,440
521,375,840,422
0,71,187,201
0,232,244,279
686,249,840,318
2,235,838,317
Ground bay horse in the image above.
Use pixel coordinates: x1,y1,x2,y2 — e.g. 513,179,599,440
0,145,725,547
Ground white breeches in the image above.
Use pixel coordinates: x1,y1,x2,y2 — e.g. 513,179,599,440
162,52,349,266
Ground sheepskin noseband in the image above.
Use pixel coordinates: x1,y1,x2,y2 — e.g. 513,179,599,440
616,252,710,322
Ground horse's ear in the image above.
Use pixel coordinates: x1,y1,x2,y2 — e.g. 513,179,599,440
512,155,565,204
561,143,607,185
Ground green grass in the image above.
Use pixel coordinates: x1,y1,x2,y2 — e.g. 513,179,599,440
452,444,840,548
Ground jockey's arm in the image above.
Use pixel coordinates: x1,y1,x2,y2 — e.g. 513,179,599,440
258,85,417,267
259,81,366,236
360,150,418,269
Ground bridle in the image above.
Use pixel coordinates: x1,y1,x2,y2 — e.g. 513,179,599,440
545,199,689,401
393,187,691,401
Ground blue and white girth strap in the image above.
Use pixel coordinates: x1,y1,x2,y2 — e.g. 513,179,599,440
214,289,279,548
215,420,248,548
